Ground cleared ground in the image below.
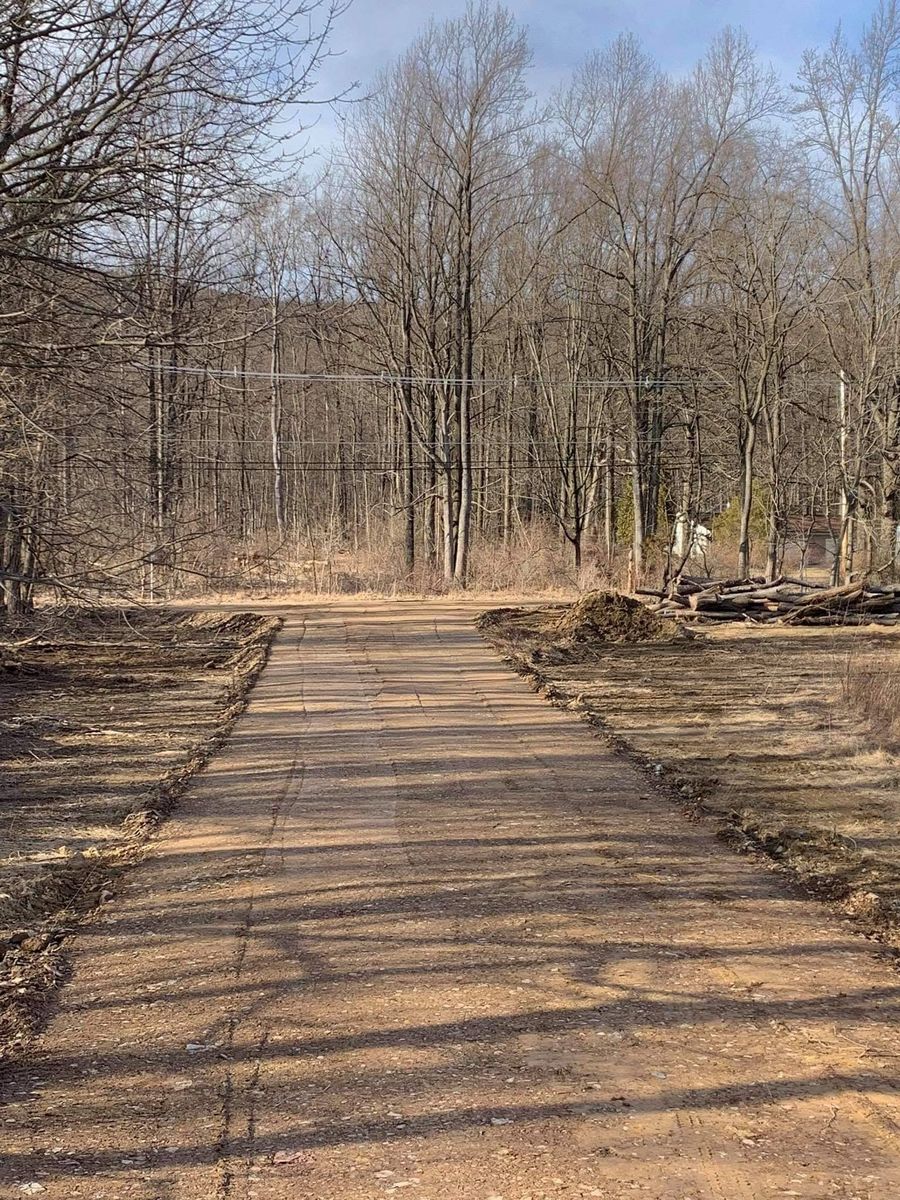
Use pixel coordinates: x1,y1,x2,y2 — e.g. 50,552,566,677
480,605,900,939
0,609,279,1052
0,600,899,1200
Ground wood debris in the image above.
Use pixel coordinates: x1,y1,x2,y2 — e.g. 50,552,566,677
638,576,900,626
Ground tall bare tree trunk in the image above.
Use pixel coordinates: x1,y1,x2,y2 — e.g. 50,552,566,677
270,308,285,540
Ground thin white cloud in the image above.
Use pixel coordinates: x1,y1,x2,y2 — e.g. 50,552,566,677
299,0,868,157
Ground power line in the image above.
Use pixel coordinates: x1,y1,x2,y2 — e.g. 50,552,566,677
42,437,616,447
127,363,861,388
129,363,702,388
47,461,605,472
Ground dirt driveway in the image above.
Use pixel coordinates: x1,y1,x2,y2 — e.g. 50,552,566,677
1,600,899,1199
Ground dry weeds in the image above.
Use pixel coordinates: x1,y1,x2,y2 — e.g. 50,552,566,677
840,644,900,744
0,608,280,1055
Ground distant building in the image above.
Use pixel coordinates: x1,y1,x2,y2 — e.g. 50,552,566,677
782,515,839,570
673,512,712,559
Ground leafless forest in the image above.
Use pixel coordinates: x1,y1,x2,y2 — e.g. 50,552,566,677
6,0,900,611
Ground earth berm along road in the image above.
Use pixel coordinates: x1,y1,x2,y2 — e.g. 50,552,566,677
2,600,899,1199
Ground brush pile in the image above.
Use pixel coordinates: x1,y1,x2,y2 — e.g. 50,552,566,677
637,577,900,626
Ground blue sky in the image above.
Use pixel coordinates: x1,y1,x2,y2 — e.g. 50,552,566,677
299,0,870,156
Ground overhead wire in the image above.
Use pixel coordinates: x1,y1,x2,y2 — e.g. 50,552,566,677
128,363,705,387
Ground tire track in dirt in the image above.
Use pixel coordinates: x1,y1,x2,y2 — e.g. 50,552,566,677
212,611,410,1200
213,622,310,1198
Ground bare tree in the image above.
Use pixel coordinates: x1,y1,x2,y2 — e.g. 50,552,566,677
797,0,900,578
336,1,542,585
0,0,342,611
560,30,778,579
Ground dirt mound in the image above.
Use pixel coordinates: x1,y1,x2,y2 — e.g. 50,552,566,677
555,591,683,645
475,606,525,630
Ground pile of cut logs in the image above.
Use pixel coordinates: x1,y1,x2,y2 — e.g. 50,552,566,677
637,576,900,626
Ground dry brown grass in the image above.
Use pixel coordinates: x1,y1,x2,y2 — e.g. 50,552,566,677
479,609,900,942
840,645,900,745
169,520,631,600
0,609,279,933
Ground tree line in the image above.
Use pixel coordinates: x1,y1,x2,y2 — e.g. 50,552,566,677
4,0,900,610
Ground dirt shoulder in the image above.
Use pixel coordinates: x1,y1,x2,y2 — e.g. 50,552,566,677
478,603,900,949
0,608,280,1057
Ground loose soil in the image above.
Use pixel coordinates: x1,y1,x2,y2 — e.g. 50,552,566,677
553,591,685,646
0,608,280,1055
479,602,900,946
1,600,899,1200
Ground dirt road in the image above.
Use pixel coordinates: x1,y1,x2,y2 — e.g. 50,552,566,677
2,601,899,1200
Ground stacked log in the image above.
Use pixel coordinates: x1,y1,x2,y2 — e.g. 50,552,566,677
636,577,900,626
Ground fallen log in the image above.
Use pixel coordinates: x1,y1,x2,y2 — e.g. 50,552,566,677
791,613,900,627
855,594,900,611
671,580,705,596
779,584,864,625
665,608,747,621
857,583,900,596
639,574,900,627
780,576,828,589
717,576,786,597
